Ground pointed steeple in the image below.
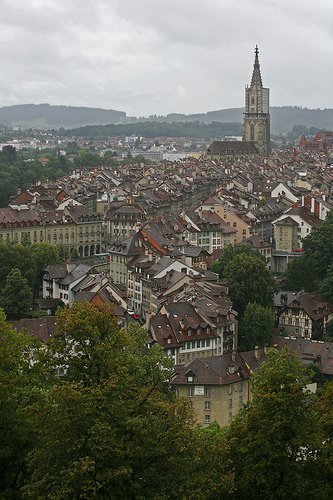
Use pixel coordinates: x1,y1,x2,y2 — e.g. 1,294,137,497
250,45,263,87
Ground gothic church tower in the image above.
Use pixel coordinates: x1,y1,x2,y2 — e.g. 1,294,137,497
243,46,270,155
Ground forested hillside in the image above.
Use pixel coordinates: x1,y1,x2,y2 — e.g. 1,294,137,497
1,104,332,134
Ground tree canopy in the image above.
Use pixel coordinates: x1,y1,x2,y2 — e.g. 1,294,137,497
0,242,62,312
285,254,317,292
302,211,333,280
4,303,333,498
223,253,277,316
2,303,232,499
1,268,33,317
211,244,265,279
227,349,319,498
238,302,274,351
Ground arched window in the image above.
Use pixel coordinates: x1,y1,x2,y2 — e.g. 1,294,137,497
250,124,255,141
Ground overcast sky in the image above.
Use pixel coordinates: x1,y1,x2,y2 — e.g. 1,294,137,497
0,0,332,116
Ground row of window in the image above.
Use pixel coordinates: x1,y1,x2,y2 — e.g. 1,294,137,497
181,339,212,350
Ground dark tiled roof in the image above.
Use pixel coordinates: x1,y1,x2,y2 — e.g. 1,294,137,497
43,264,67,279
171,354,250,386
0,207,41,224
13,316,57,343
207,141,258,156
286,291,333,321
270,336,333,376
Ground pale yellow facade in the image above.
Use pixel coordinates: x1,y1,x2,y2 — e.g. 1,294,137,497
0,220,103,257
175,380,250,427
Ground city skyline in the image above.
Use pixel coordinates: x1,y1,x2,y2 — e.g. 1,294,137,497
0,0,332,116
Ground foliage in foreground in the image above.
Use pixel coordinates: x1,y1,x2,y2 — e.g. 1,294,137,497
2,304,333,498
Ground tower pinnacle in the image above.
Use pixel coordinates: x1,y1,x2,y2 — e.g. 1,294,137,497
250,45,263,87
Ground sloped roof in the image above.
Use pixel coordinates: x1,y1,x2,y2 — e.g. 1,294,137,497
207,141,258,156
171,354,250,386
13,316,57,343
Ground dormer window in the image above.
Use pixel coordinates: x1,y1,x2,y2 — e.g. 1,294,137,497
187,372,194,384
167,338,171,344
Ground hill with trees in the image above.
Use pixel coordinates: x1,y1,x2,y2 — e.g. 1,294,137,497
1,103,333,134
0,103,126,129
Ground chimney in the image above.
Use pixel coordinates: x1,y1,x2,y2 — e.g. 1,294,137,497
311,197,315,214
228,365,235,374
144,309,152,331
66,260,75,273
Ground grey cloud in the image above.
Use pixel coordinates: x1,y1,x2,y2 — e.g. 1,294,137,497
0,0,331,116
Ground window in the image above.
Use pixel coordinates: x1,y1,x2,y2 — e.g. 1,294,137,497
204,401,211,411
204,415,211,424
188,387,194,397
228,399,233,409
228,412,233,423
204,387,210,397
187,374,194,383
239,395,243,406
228,385,233,395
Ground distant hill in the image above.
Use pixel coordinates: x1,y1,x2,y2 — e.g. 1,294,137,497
157,107,333,134
59,121,243,139
0,103,126,129
0,103,332,134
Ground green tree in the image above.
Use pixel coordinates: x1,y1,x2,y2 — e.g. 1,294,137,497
227,349,318,498
238,302,274,351
25,303,233,498
211,244,265,278
30,243,60,297
314,382,333,497
285,254,317,291
2,144,17,164
224,253,277,316
326,319,333,340
0,242,35,289
1,268,33,317
0,310,46,496
320,262,333,303
303,211,333,280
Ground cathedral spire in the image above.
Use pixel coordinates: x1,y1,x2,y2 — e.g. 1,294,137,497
250,45,263,87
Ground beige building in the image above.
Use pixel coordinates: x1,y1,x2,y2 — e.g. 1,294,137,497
273,217,299,252
0,207,104,257
195,203,250,244
172,354,251,427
